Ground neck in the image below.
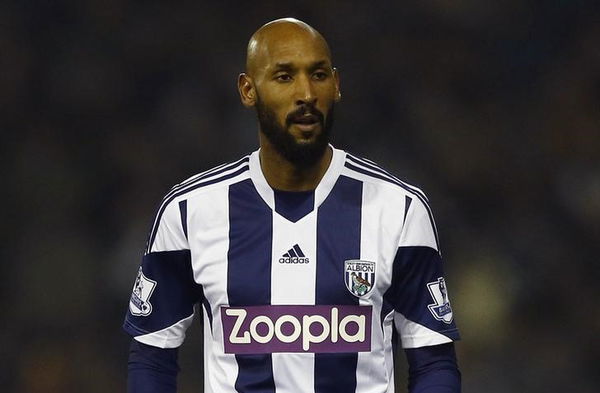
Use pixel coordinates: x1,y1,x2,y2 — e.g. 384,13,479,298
258,134,332,191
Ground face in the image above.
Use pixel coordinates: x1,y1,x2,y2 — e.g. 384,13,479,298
255,93,334,167
240,26,341,167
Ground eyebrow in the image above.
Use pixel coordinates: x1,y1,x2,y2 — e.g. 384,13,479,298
273,60,330,72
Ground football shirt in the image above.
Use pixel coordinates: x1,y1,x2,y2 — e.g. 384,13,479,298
124,146,459,393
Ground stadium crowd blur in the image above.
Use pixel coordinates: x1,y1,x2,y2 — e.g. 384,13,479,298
2,1,598,392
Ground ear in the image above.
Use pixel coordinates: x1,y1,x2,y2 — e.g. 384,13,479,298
333,67,341,102
238,73,256,107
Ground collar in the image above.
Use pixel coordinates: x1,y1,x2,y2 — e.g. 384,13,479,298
249,144,346,213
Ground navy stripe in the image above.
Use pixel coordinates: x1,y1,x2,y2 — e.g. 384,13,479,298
273,189,314,222
293,244,305,258
403,195,412,225
315,175,363,393
178,200,188,240
288,248,298,258
382,246,460,341
346,154,428,202
283,252,290,258
146,164,249,253
124,250,202,336
344,161,440,251
227,179,275,393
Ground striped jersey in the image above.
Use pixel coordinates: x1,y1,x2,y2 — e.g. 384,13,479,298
124,146,460,393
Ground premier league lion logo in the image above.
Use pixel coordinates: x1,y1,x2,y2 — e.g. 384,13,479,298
426,277,454,324
129,267,157,316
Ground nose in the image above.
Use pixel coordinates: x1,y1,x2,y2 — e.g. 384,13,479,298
295,74,316,106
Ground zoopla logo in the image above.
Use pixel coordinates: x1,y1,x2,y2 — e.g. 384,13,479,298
221,305,372,354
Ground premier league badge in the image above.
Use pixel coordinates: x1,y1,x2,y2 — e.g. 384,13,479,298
426,277,454,324
129,267,157,316
344,260,376,297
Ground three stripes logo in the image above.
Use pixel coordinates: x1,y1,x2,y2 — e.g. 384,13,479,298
279,244,309,264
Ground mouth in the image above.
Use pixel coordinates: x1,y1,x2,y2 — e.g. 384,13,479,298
289,113,321,133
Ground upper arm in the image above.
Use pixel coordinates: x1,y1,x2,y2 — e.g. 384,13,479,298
385,195,460,348
124,197,203,349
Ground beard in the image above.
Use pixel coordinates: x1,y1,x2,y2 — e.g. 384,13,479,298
256,96,334,168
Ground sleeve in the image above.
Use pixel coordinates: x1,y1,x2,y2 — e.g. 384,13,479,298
386,195,460,348
128,340,178,393
405,343,461,393
123,198,203,349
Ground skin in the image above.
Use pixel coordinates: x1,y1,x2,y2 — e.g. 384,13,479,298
238,18,341,191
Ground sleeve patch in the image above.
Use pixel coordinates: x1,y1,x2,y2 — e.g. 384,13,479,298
129,267,158,317
426,277,454,324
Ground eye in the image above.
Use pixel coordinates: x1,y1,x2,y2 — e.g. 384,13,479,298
275,73,292,82
313,71,328,80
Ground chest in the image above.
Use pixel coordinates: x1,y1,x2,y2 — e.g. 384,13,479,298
188,181,399,310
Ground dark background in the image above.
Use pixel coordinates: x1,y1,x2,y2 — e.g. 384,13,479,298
2,1,599,392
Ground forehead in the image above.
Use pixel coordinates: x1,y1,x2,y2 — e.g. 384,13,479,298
254,28,331,70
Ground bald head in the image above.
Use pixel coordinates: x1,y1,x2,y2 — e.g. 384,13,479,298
237,18,341,171
245,18,332,76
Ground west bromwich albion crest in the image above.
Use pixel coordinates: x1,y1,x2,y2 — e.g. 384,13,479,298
344,260,376,297
129,267,157,316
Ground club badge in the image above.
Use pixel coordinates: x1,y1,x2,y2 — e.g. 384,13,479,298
344,260,376,297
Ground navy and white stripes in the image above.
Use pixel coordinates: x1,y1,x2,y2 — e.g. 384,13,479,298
125,147,459,393
145,156,250,253
343,153,441,253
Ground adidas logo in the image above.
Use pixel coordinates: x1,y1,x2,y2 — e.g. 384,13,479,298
279,244,310,264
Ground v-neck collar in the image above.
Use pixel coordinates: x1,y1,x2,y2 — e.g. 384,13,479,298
249,145,346,217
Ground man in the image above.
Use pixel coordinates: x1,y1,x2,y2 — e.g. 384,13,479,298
125,18,461,393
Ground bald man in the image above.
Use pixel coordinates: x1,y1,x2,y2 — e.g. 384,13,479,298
125,18,461,393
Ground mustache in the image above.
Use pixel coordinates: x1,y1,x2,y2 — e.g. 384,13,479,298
285,105,325,125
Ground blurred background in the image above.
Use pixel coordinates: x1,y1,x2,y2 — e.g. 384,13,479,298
1,0,599,392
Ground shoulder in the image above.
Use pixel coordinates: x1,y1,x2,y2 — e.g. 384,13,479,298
156,154,252,214
144,154,251,252
340,150,440,250
169,155,251,201
341,150,430,202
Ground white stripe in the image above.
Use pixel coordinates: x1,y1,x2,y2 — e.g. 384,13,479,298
343,160,441,252
345,156,431,212
314,146,345,208
133,313,195,348
202,310,215,393
149,200,190,253
271,209,317,393
393,312,453,348
382,310,396,393
188,186,239,392
346,153,428,202
355,181,403,393
176,160,233,186
167,156,249,200
147,160,249,253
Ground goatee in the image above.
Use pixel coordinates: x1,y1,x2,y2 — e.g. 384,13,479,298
256,98,334,168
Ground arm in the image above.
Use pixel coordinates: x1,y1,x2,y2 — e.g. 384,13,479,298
405,343,461,393
128,340,179,393
124,197,202,390
385,194,461,390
